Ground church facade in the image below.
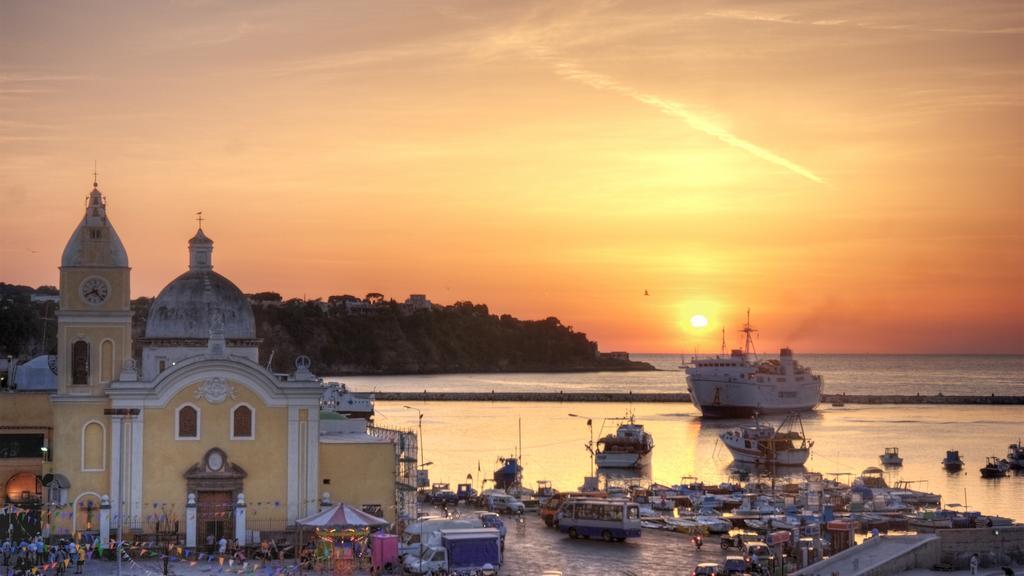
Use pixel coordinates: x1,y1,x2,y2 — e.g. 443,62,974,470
1,181,403,543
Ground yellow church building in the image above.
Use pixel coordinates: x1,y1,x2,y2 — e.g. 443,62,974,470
0,181,413,545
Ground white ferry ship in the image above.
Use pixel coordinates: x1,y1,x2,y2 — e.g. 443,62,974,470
684,311,822,418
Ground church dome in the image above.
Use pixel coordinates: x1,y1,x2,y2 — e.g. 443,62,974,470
144,228,256,340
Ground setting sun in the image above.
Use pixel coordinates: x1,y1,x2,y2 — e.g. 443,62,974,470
690,315,709,329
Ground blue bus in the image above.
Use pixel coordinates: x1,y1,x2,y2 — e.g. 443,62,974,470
556,499,641,542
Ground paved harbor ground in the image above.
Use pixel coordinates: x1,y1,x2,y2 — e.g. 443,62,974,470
7,513,764,576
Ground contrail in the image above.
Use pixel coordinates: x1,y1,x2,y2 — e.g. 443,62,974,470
548,58,825,184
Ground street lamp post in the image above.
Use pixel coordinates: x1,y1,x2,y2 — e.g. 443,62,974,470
402,406,424,481
402,406,425,565
568,414,595,477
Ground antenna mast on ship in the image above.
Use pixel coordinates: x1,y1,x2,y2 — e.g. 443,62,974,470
721,328,726,356
741,308,758,357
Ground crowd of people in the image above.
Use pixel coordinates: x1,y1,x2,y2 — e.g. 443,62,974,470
1,537,88,576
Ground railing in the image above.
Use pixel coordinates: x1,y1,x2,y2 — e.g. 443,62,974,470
247,517,290,538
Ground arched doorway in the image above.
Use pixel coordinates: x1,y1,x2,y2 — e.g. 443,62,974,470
184,448,246,550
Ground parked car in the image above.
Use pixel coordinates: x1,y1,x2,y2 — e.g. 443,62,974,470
430,490,459,505
692,563,721,576
471,511,508,540
744,542,774,569
724,555,749,575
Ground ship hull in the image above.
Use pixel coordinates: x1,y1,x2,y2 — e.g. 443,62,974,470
722,442,810,466
687,377,820,418
595,451,650,469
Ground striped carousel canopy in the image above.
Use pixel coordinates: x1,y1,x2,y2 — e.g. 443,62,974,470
296,503,389,528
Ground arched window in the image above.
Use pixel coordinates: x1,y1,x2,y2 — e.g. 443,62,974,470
82,421,105,471
100,340,114,383
72,340,89,385
231,404,253,439
176,404,199,439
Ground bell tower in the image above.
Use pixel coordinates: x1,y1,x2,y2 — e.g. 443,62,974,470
56,178,132,396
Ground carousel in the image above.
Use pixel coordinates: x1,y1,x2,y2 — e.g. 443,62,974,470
296,503,396,574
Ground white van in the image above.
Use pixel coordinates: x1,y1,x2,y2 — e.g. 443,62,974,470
487,493,526,514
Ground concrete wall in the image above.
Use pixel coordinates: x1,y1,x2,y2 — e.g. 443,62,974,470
319,440,396,523
0,391,53,424
861,540,941,576
938,526,1024,565
793,535,941,576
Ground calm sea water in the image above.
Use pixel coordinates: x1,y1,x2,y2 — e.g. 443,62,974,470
371,401,1024,522
334,354,1024,396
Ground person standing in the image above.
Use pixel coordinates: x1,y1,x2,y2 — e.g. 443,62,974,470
73,542,84,575
2,537,11,568
14,549,30,576
970,553,980,575
217,536,227,557
54,546,66,576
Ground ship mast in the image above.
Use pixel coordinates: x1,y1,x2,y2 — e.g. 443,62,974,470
720,327,726,356
741,308,758,357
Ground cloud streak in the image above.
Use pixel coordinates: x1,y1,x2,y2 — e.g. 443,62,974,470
540,52,825,184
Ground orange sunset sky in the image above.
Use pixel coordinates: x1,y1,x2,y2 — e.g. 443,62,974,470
1,1,1022,354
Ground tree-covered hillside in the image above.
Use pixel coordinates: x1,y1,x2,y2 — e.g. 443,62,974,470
2,285,652,374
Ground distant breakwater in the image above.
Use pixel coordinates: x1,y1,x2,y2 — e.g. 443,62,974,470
374,391,1024,405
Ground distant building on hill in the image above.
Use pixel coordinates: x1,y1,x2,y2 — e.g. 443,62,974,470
402,294,433,313
30,293,60,304
601,351,631,361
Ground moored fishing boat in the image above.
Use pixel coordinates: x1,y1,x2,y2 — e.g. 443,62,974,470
941,450,964,472
720,412,813,466
493,456,523,489
1007,440,1024,470
594,415,654,469
880,447,903,466
980,456,1010,478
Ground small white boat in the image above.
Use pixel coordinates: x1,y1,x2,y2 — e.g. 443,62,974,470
744,518,767,532
880,447,903,466
720,412,812,466
694,514,732,534
595,415,654,469
664,517,702,533
730,495,780,518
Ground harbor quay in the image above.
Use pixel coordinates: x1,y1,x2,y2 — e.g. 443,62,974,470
372,392,1024,405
